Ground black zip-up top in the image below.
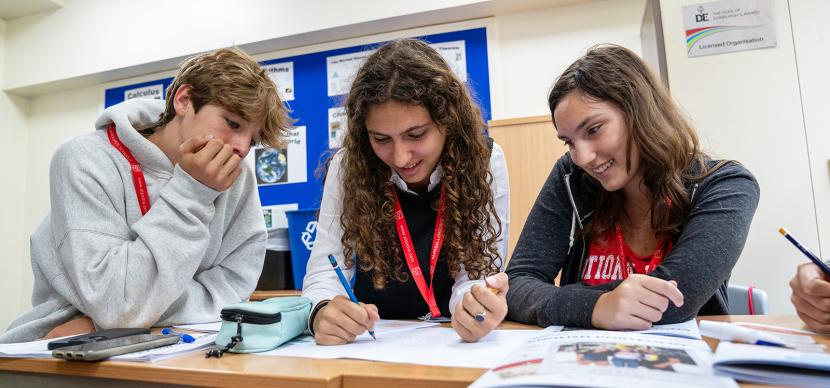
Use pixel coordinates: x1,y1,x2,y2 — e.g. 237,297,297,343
506,153,760,328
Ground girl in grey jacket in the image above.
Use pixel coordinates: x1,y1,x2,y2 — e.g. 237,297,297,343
506,45,759,330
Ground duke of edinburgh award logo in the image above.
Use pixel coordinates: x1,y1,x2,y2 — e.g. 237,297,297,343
695,6,709,22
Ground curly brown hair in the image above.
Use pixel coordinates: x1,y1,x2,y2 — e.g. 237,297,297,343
548,44,713,242
339,38,502,288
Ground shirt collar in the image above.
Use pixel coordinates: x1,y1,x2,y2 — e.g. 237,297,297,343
388,164,443,195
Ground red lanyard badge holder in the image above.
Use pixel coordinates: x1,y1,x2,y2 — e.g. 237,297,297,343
107,124,151,215
614,223,670,279
391,184,446,320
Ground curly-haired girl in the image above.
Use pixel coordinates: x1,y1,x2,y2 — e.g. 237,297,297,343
302,38,510,344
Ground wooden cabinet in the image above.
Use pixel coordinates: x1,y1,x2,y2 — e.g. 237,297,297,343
488,115,568,264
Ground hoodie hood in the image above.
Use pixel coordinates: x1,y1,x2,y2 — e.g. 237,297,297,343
94,98,171,174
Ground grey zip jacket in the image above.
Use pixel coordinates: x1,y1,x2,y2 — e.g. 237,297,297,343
1,99,266,343
506,152,759,328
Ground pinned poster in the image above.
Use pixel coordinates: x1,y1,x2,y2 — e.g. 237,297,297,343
261,203,299,231
246,126,308,186
328,107,348,148
262,62,295,101
124,84,164,101
683,0,775,58
431,40,467,82
326,49,374,96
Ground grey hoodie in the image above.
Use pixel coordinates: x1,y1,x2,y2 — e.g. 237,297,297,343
506,152,759,328
1,99,266,343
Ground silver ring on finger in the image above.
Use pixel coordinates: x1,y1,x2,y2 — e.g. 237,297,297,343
474,311,486,322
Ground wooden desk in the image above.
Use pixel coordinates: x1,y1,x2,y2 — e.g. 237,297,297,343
0,316,823,388
250,289,301,301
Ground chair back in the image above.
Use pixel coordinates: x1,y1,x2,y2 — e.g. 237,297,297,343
727,284,769,315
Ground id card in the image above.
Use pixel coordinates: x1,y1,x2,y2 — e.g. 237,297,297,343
419,313,451,323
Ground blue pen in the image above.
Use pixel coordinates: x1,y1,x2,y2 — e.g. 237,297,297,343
161,328,196,343
328,254,376,340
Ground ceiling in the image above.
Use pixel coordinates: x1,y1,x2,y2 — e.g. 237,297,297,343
0,0,62,21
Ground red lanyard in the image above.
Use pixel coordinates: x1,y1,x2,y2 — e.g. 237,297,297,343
614,223,670,279
391,184,446,318
106,124,151,215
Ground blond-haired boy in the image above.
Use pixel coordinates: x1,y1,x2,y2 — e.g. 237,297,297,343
1,48,291,342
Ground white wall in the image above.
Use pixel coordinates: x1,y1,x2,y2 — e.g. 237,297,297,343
3,1,649,328
660,0,817,314
2,0,479,92
5,0,587,97
0,18,31,330
493,0,645,119
0,84,103,331
790,0,830,258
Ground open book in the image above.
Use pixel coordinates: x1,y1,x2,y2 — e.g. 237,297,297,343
470,329,737,388
712,341,830,387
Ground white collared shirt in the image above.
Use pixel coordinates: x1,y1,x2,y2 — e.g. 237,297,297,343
302,142,510,318
388,164,445,194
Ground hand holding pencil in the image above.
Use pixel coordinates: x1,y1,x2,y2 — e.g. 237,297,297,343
451,273,509,343
783,227,830,333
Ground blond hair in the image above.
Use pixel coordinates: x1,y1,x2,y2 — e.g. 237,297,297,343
155,47,292,148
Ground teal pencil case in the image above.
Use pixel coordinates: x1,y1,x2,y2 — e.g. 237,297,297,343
207,296,311,357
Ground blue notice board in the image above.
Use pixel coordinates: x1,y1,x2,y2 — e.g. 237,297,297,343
104,27,491,211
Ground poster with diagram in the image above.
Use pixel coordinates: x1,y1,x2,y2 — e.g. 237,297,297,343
431,40,467,82
262,61,295,101
261,203,299,231
105,28,491,215
326,49,374,96
328,107,348,148
246,126,307,186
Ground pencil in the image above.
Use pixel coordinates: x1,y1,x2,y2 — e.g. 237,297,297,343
779,227,830,277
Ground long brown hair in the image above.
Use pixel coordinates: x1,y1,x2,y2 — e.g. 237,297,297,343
340,38,501,288
548,44,710,242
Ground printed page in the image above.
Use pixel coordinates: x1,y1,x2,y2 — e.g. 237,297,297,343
563,319,701,340
636,319,702,340
471,330,737,388
713,341,830,386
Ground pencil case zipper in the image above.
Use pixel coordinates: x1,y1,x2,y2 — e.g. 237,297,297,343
220,309,282,325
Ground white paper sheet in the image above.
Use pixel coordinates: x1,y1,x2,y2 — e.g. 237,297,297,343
261,325,562,369
0,335,73,359
110,333,216,362
637,319,702,340
174,321,222,333
0,333,215,363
